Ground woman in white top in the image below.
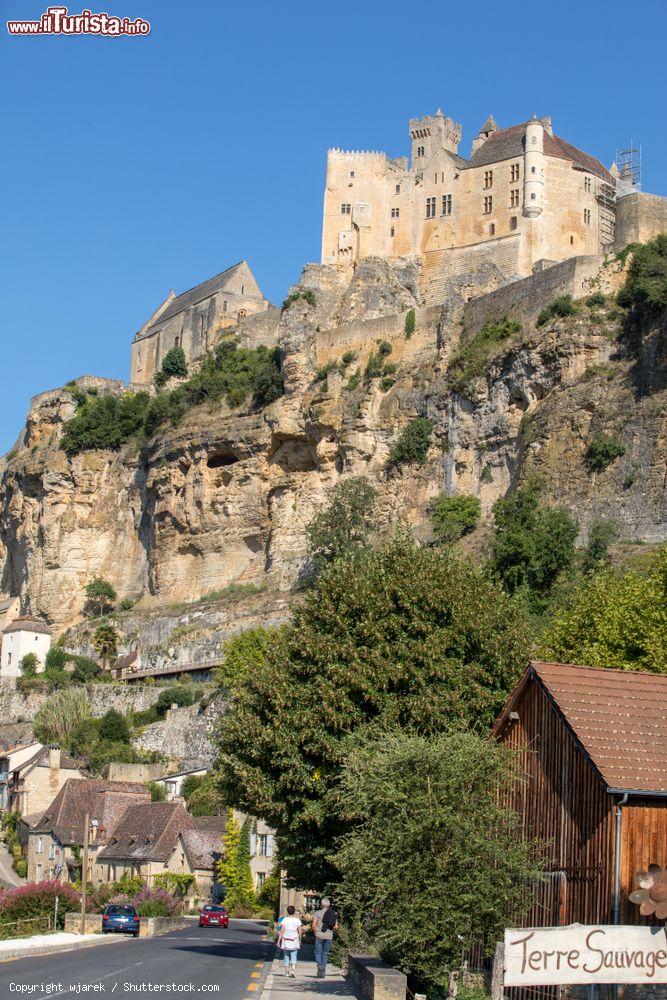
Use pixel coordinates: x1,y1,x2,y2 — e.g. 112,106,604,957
277,905,302,977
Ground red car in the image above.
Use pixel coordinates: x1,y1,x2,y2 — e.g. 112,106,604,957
199,904,229,928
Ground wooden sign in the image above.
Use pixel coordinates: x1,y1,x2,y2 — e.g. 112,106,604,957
504,925,667,985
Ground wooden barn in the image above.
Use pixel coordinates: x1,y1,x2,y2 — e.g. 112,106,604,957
493,660,667,929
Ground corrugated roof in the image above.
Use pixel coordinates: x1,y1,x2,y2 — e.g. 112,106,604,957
467,122,612,182
532,661,667,794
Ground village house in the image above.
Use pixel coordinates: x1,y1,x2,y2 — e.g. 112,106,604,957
0,741,42,810
182,815,227,904
157,765,208,800
95,799,196,886
493,660,667,929
0,616,52,683
6,745,82,818
24,777,151,883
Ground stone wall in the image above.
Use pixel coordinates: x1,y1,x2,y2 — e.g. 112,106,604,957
615,191,667,250
132,696,222,760
0,680,171,724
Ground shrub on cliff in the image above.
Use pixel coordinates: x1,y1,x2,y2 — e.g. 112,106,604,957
448,317,522,390
616,234,667,320
431,494,481,544
33,688,91,745
99,708,130,744
215,534,531,890
61,392,150,455
19,653,39,677
158,346,188,381
584,433,626,473
536,294,576,327
84,577,117,617
387,418,433,468
305,477,378,568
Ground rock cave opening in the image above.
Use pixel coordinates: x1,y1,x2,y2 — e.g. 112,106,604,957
207,449,239,469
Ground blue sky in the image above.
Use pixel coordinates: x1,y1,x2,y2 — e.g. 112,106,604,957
1,0,664,453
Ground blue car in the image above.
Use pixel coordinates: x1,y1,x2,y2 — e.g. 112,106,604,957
102,903,140,937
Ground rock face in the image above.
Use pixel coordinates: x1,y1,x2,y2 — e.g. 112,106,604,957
0,255,665,634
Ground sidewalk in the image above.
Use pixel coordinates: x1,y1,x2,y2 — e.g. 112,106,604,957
262,957,359,1000
0,931,126,962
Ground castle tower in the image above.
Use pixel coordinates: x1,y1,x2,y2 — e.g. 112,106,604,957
409,109,462,165
523,115,545,218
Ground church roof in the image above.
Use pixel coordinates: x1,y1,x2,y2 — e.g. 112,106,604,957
467,122,612,182
152,261,258,327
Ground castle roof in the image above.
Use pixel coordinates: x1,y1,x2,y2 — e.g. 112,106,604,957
467,122,612,182
152,261,262,327
479,115,498,134
3,616,51,636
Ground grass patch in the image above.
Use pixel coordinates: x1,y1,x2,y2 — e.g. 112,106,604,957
448,317,522,391
282,289,316,310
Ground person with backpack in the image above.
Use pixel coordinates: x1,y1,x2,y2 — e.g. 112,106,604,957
311,897,338,978
277,905,302,977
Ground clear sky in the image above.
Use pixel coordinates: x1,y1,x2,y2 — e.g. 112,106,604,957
1,0,664,454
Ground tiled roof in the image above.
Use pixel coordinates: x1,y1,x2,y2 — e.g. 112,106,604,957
34,778,151,845
192,815,227,833
532,661,667,794
20,746,80,775
182,828,222,870
3,616,51,635
96,800,194,863
150,262,249,327
467,122,612,182
116,651,138,671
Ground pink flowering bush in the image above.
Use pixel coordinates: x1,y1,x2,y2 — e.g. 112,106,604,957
131,886,182,918
0,880,79,928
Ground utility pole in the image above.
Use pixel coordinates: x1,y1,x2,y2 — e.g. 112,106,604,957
80,812,90,932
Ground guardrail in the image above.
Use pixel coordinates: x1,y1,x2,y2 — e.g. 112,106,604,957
120,659,220,681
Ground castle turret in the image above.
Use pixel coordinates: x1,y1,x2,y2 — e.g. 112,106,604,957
409,110,462,165
523,115,544,218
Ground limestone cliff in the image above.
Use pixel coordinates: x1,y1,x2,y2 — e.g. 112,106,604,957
0,255,665,635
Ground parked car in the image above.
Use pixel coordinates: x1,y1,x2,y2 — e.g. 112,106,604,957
102,904,140,937
199,904,229,928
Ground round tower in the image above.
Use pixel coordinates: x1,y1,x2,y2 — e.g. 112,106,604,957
523,115,544,218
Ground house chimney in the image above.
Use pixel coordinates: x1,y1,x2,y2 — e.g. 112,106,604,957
48,745,61,771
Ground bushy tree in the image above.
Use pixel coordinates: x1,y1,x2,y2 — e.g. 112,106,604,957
61,393,150,456
33,689,91,745
183,774,225,816
216,809,256,914
490,479,579,610
387,418,433,468
146,780,166,801
582,519,619,574
617,235,667,320
306,477,378,568
92,623,118,660
99,708,130,744
334,732,544,992
216,534,530,889
431,494,481,544
161,347,188,379
84,577,117,617
19,653,39,677
540,547,667,672
217,628,273,692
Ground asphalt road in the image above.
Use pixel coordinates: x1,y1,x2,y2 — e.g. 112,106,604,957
0,918,275,997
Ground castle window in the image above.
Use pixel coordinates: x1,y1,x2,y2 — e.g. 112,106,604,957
489,223,496,236
174,336,180,348
426,196,436,219
391,208,400,218
483,195,493,214
390,227,395,237
570,235,574,244
531,166,536,174
510,189,520,208
395,184,400,194
222,300,228,313
510,163,520,182
530,193,536,200
441,194,452,216
416,146,425,157
484,170,493,189
510,216,518,231
584,208,591,225
584,176,591,192
350,170,355,178
341,203,351,214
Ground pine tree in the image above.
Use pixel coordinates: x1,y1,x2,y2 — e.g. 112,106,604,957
215,809,256,914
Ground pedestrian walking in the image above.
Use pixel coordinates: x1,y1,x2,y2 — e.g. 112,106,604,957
311,897,338,978
278,905,302,977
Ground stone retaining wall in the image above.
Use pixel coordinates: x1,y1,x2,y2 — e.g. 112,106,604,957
347,953,407,1000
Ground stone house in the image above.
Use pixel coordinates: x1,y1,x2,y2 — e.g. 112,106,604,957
130,261,270,386
24,777,151,883
95,800,195,886
248,817,275,893
7,745,82,818
0,741,42,810
182,815,226,904
156,765,208,800
0,616,52,682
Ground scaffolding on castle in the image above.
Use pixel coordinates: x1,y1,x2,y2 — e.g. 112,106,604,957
616,143,642,196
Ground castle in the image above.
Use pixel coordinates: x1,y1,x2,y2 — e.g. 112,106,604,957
321,109,660,291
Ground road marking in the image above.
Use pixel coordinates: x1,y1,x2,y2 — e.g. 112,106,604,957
251,971,261,978
247,983,259,991
255,962,263,967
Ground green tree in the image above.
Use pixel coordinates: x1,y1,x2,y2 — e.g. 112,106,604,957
216,534,530,890
582,519,619,575
617,235,667,320
84,577,117,617
217,628,273,692
216,809,256,913
160,346,188,379
540,547,667,672
99,708,130,744
33,689,91,745
431,494,481,545
388,418,433,468
334,732,544,992
404,308,416,339
490,479,579,610
92,623,118,661
184,774,225,816
146,781,166,801
305,477,378,568
19,653,39,677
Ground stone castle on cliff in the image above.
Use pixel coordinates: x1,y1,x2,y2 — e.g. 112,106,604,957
130,106,667,385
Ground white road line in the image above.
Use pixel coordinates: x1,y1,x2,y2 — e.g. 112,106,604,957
49,960,146,997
